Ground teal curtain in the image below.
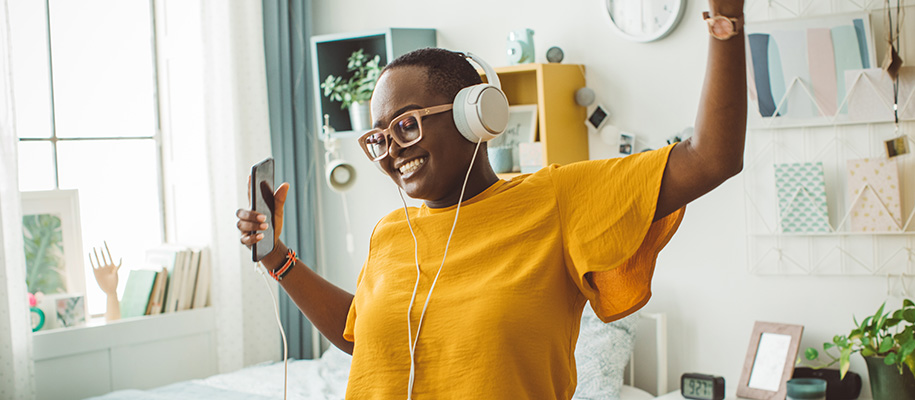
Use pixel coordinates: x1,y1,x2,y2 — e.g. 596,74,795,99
262,0,318,359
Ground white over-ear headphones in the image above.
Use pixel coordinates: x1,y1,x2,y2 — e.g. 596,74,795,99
451,52,510,143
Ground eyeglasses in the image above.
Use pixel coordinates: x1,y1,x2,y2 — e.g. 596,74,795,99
357,104,453,161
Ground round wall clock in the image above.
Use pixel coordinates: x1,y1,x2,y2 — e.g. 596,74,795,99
605,0,687,42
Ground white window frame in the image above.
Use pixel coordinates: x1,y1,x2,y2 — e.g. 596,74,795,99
17,0,167,318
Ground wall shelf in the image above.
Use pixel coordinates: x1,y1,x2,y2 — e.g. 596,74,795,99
744,121,915,276
310,28,436,133
482,63,589,169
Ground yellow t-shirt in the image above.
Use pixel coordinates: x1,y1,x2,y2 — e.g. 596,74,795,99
343,145,684,399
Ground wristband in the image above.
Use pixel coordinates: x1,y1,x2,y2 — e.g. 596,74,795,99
269,248,296,281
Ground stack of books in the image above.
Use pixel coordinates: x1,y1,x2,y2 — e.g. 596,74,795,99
120,245,212,318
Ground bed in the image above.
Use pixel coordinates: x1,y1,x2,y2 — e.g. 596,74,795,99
88,309,667,400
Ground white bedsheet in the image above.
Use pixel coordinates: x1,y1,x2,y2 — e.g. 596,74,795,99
88,347,352,400
89,346,655,400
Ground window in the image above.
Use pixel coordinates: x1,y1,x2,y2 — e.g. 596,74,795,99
15,0,164,316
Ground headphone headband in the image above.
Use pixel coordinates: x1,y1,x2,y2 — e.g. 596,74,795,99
461,52,502,90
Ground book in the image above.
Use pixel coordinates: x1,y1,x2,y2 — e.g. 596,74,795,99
177,249,201,311
166,249,190,313
145,267,168,315
192,248,211,309
120,269,159,319
145,245,189,313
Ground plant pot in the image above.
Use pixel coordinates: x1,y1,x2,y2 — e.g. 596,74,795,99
864,355,915,400
348,101,372,132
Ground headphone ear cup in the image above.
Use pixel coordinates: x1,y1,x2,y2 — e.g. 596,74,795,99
452,84,509,143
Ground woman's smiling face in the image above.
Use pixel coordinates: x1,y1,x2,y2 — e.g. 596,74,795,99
370,65,481,204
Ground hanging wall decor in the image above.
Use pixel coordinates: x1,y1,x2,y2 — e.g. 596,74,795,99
746,14,878,127
844,158,903,232
774,162,831,233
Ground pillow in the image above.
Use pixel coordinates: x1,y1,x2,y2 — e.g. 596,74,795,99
572,305,639,400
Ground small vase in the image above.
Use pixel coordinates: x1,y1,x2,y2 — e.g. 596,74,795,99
487,146,513,174
864,355,915,400
348,101,372,132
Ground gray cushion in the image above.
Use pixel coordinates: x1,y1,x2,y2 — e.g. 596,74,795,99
572,306,639,400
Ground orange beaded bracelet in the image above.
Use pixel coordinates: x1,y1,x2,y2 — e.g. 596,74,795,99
268,248,296,281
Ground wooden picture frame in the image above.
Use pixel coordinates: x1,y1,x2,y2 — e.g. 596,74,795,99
737,321,804,399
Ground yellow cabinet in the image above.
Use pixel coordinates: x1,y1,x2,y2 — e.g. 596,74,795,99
482,63,589,178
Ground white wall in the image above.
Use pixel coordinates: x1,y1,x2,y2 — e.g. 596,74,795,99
311,0,912,396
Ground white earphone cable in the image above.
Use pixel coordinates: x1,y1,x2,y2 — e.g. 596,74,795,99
401,138,484,399
257,263,289,400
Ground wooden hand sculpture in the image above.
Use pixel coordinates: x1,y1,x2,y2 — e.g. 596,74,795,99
90,241,121,321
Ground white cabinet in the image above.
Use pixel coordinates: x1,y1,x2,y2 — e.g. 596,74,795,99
32,307,217,400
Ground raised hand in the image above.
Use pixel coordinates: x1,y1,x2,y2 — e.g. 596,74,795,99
237,175,290,262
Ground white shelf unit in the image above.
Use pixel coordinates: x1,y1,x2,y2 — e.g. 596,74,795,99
32,307,217,400
743,121,915,276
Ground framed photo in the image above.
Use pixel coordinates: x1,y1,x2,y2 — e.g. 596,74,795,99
586,104,610,131
21,190,87,301
619,133,634,155
885,135,910,158
737,321,804,399
489,104,538,172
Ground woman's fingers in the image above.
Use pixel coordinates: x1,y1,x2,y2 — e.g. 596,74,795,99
236,218,269,232
236,208,266,222
239,232,265,245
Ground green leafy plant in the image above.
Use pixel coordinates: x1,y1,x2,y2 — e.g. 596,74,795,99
22,214,66,294
320,49,382,110
803,300,915,380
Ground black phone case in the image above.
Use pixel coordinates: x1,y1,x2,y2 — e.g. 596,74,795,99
251,158,275,262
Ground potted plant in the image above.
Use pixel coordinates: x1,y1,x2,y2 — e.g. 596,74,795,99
803,300,915,399
320,49,382,131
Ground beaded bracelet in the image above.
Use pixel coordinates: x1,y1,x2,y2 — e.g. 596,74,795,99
268,248,296,281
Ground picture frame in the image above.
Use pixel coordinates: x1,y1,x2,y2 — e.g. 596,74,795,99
586,104,610,131
737,321,804,400
21,190,87,303
489,104,538,172
885,135,910,158
619,133,634,155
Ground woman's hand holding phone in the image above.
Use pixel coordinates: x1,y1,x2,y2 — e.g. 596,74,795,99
237,177,290,268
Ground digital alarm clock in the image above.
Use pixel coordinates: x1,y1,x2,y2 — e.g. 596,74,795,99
681,373,725,400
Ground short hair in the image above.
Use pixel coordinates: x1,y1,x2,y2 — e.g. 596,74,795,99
382,47,482,102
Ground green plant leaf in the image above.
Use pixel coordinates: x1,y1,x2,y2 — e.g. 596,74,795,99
824,342,835,350
860,316,873,331
875,303,887,329
899,339,915,359
23,214,66,294
320,49,382,111
805,347,819,360
879,336,895,353
904,299,914,308
840,347,852,379
905,309,915,323
886,353,898,365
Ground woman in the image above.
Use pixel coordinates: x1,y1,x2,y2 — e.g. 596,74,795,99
237,1,746,397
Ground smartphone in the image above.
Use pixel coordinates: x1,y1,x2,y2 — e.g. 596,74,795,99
250,158,275,262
